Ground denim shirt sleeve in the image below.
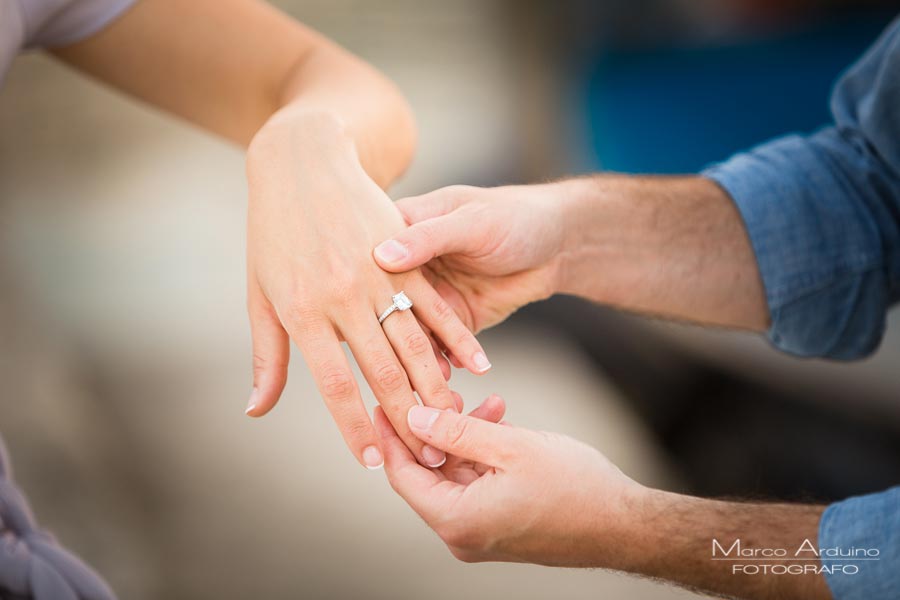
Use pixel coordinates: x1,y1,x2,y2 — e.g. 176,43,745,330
818,486,900,599
702,16,900,359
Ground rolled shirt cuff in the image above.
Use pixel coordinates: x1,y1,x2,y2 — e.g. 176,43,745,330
818,486,900,599
702,131,887,359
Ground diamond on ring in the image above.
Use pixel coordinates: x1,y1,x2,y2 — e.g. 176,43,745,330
378,291,413,324
393,292,413,311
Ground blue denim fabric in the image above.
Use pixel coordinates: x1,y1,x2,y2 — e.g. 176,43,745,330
704,18,900,599
702,16,900,359
818,486,900,599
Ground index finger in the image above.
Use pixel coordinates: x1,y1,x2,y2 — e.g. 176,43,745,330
406,405,525,467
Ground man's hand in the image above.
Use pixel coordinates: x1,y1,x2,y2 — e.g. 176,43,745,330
376,397,644,566
373,184,572,335
375,176,769,337
378,400,832,599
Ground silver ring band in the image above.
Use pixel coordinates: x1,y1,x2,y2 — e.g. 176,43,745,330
378,291,413,324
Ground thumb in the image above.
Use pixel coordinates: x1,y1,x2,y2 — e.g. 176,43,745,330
246,296,289,417
406,401,523,466
374,214,473,272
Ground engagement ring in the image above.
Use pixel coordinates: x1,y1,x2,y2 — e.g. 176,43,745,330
378,291,413,324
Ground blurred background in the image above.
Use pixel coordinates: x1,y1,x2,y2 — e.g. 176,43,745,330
1,1,899,598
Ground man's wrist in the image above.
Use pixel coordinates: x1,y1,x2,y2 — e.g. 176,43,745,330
553,174,633,300
600,486,683,572
574,482,670,571
552,176,597,298
544,173,769,330
600,488,832,600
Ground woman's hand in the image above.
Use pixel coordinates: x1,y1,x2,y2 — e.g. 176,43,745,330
245,111,491,469
372,183,572,337
375,396,645,566
53,0,494,468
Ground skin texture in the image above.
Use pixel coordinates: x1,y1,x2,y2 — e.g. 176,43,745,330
51,0,492,468
379,404,832,600
373,183,568,337
374,175,769,335
373,176,833,597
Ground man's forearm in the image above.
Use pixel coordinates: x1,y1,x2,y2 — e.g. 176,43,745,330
606,490,831,599
556,175,769,331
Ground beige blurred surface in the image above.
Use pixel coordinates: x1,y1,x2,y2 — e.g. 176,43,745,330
0,1,705,598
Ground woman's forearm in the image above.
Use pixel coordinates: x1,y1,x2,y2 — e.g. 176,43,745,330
556,175,770,331
53,0,416,187
259,35,416,188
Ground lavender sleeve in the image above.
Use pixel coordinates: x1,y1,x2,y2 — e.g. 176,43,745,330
20,0,135,49
0,436,117,599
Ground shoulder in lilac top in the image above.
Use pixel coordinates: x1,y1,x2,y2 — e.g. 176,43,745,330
0,0,135,82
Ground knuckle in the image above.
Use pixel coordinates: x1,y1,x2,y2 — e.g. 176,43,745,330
252,352,286,379
373,361,406,394
431,297,455,324
283,300,322,334
325,270,362,305
453,329,474,348
341,417,373,441
320,368,355,401
283,298,314,323
331,286,358,311
442,416,471,451
424,381,452,404
404,329,432,356
413,221,436,244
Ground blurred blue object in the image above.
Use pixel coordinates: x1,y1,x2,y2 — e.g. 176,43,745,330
575,16,894,174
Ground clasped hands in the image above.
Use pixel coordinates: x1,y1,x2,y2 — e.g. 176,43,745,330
243,116,641,565
372,182,645,567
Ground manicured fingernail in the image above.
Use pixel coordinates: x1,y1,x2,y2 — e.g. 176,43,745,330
472,351,492,373
245,387,259,415
362,446,384,470
374,240,409,264
408,405,441,432
422,445,446,468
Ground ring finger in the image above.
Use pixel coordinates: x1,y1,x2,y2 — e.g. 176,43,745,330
344,316,446,468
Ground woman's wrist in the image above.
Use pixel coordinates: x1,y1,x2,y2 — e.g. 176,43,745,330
246,108,370,202
248,108,356,164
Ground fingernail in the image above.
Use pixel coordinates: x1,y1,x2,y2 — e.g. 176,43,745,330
374,240,409,264
362,446,384,470
422,445,447,468
245,387,259,415
472,351,492,373
408,405,441,432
